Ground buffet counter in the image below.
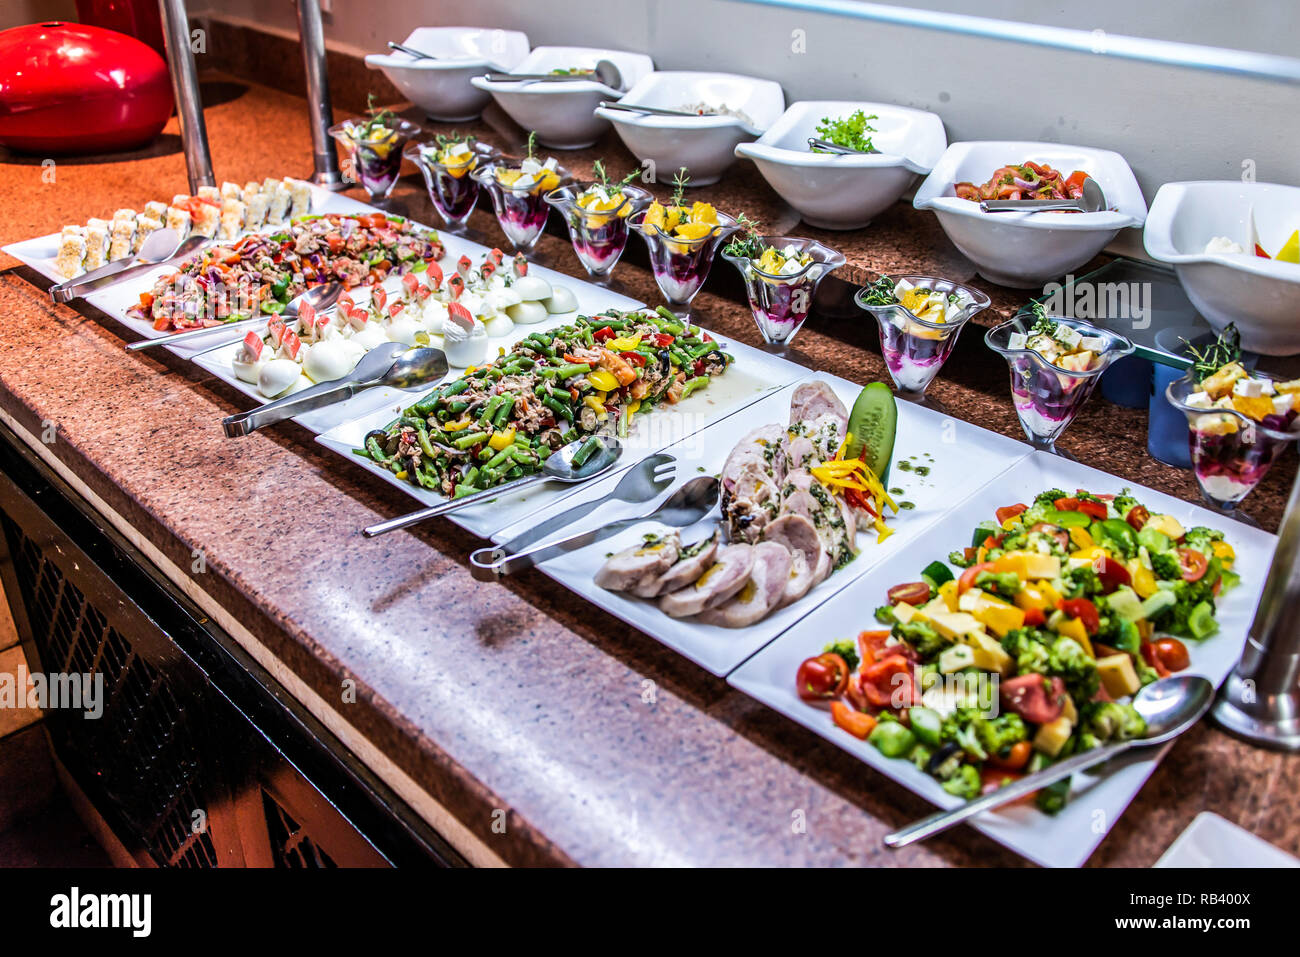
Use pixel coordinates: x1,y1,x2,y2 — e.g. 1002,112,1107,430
1,75,1296,867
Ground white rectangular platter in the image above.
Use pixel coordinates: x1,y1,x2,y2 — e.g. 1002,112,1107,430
728,449,1276,868
488,371,1033,677
314,332,806,539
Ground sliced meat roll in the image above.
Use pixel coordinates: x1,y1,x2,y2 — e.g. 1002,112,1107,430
788,381,847,430
696,542,792,628
629,531,720,598
594,532,681,592
763,513,827,603
720,423,786,493
658,544,755,619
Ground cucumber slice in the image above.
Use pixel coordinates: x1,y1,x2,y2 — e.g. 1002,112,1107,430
921,560,954,585
844,382,897,483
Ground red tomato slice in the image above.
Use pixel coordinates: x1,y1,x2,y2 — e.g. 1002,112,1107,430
1000,674,1066,725
1125,505,1150,531
887,581,931,606
1178,547,1209,582
1022,607,1047,628
1140,642,1171,678
1077,500,1108,521
1058,597,1100,634
1154,637,1190,672
1093,555,1132,594
995,504,1027,525
856,629,893,665
860,656,913,710
958,561,996,594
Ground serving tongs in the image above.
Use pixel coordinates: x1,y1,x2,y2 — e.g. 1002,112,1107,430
127,282,343,352
806,137,878,155
980,176,1107,213
49,229,207,303
469,475,719,580
600,101,764,137
221,344,448,437
484,59,624,90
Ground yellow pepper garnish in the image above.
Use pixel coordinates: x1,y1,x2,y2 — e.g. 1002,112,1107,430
607,334,642,352
443,416,473,432
587,369,620,392
808,440,897,542
488,429,516,451
582,395,607,414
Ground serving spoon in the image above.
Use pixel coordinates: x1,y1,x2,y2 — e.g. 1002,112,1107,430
127,282,343,352
980,176,1107,213
50,229,205,303
601,100,764,137
807,137,878,155
484,59,624,90
221,344,448,437
883,674,1214,848
469,475,719,579
363,435,623,537
388,41,437,60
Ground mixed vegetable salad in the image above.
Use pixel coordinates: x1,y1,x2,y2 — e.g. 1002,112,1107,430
955,161,1090,205
796,486,1236,812
356,308,732,498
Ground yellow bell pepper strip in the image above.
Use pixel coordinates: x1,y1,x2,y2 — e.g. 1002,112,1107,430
443,416,473,432
809,441,898,542
488,428,516,451
586,369,620,392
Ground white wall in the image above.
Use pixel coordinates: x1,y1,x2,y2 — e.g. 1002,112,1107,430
193,0,1300,205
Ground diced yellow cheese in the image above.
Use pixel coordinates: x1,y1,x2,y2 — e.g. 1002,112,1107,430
960,631,1014,674
938,640,1009,675
1054,616,1094,657
924,610,983,640
892,601,918,624
1276,378,1300,396
1096,653,1142,698
1144,514,1185,540
1061,693,1079,725
970,594,1026,638
1033,715,1074,757
994,551,1061,580
1202,362,1246,399
938,579,959,612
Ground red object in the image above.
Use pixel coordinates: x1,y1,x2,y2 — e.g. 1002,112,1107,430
0,21,172,154
75,0,165,57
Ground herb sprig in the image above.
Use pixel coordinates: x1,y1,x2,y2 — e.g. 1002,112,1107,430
812,109,878,153
591,159,640,195
1184,322,1242,384
859,275,899,307
722,213,766,260
1028,300,1057,337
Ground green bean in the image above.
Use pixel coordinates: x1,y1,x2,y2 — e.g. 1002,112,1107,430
477,394,506,423
453,483,480,499
540,362,591,379
452,431,489,450
493,397,515,429
461,466,480,487
482,445,514,472
445,400,469,415
679,375,709,400
542,396,571,420
571,435,602,468
417,431,438,458
689,342,719,359
443,379,470,397
561,427,580,445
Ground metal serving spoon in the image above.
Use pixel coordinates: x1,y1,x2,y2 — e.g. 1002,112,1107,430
807,137,878,155
363,435,623,537
50,228,204,303
221,344,448,437
484,59,623,90
388,41,437,59
600,100,763,136
127,282,343,352
883,674,1214,849
470,475,719,580
981,176,1107,213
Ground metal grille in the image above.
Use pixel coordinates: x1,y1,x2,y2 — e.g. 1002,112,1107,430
1,515,219,868
263,790,336,868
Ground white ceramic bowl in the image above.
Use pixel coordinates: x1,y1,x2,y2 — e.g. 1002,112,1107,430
1144,181,1300,356
734,100,946,230
470,46,654,150
364,27,529,122
595,72,785,187
913,141,1147,288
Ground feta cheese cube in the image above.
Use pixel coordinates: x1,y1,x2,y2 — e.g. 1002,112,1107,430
1233,377,1264,398
1079,336,1106,352
1273,392,1294,415
1052,325,1082,349
1008,332,1028,351
1185,390,1214,409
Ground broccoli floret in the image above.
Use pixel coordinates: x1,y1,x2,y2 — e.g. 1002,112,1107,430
973,570,1022,598
908,742,934,772
940,763,981,799
1135,655,1160,687
1150,550,1182,581
1036,488,1069,505
1095,614,1141,656
1063,565,1104,599
1083,701,1148,741
1001,627,1051,674
1113,488,1141,518
948,549,973,568
822,638,860,672
1183,526,1225,554
893,619,948,659
1048,636,1100,700
974,713,1028,757
1036,777,1071,814
873,604,897,625
1075,731,1103,753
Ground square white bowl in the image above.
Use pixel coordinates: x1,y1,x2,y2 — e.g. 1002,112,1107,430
735,100,946,230
913,141,1147,288
470,46,654,150
596,71,785,186
1144,181,1300,356
364,27,529,122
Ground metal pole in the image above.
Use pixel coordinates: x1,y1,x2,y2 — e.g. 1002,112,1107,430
1211,468,1300,750
296,0,346,191
157,0,214,192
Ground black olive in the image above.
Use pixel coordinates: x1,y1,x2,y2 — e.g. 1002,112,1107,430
926,742,964,779
364,429,388,449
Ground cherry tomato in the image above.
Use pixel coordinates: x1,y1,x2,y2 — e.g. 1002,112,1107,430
1022,607,1047,628
1178,547,1209,582
1093,554,1132,594
796,653,850,701
1059,597,1100,634
958,561,996,594
1078,500,1108,521
844,673,871,712
887,581,932,606
860,656,915,710
1001,674,1066,725
831,701,877,739
1030,522,1070,550
856,629,893,665
1126,505,1150,531
1153,637,1190,672
1140,642,1171,678
995,504,1027,525
985,740,1032,771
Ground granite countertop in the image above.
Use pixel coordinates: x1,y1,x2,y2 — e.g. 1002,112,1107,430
1,74,1296,868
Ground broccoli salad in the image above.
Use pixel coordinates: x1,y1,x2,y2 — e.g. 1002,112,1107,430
795,487,1236,814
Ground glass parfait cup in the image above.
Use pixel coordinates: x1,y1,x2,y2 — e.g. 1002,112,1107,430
1165,372,1298,521
470,160,568,252
855,277,991,402
405,140,496,232
721,236,846,352
545,182,652,283
985,315,1134,456
630,209,740,320
329,115,422,203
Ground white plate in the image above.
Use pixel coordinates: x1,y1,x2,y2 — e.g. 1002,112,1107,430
189,230,642,434
1155,811,1299,868
729,450,1276,868
314,332,804,539
492,371,1031,676
2,183,376,358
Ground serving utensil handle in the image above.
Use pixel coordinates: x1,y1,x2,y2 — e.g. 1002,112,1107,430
362,474,548,537
980,199,1084,212
128,314,267,352
882,740,1131,848
222,380,359,437
469,515,638,581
